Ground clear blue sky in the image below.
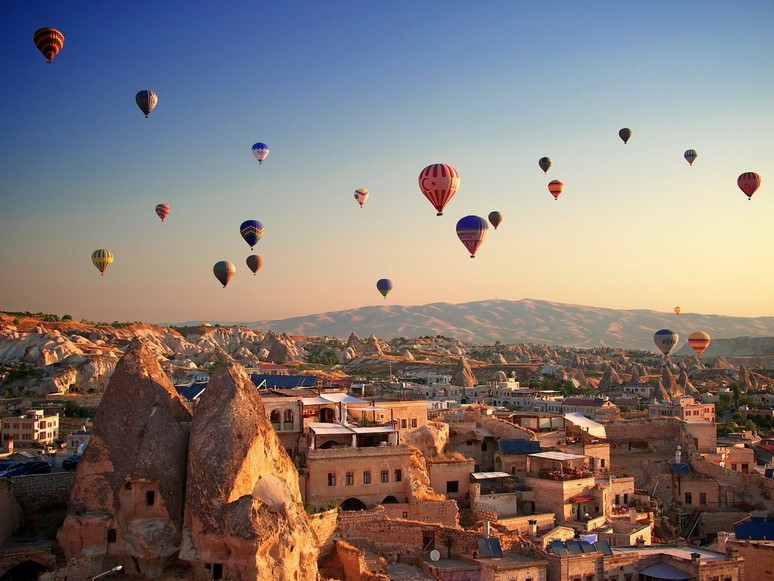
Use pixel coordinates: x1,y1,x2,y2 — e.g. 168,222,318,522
1,2,773,325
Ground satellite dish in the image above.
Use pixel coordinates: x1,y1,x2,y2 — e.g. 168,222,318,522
430,549,440,562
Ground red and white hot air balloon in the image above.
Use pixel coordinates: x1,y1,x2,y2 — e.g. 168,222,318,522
155,203,171,222
418,163,459,216
737,172,761,200
548,180,564,201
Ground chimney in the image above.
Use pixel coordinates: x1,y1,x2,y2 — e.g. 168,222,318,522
483,520,491,539
528,519,538,538
716,531,729,553
691,552,701,563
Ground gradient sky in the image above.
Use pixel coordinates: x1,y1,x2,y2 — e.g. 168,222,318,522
2,2,773,325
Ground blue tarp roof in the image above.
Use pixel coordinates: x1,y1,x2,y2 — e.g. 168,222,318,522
735,516,774,540
671,463,691,475
249,374,317,388
499,439,541,454
175,382,208,401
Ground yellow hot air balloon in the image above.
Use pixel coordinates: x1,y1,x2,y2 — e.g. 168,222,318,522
688,331,711,357
91,249,113,275
674,306,681,315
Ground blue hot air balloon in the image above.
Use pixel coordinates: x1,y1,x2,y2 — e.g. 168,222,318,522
455,215,489,258
653,329,679,356
376,278,393,298
252,142,269,165
239,220,264,250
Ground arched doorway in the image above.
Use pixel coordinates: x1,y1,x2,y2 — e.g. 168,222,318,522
382,496,399,504
340,498,367,511
0,561,50,581
320,407,336,423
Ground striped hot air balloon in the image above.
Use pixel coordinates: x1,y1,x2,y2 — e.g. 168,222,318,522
252,142,269,165
737,172,761,200
418,164,460,216
684,149,697,166
354,188,369,208
135,90,158,118
548,180,564,200
155,203,171,222
653,329,678,356
91,249,113,275
688,331,711,357
33,27,64,63
456,215,489,258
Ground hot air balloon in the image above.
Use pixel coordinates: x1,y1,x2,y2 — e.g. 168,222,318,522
619,128,632,144
456,215,489,258
246,254,263,275
684,149,697,166
674,306,681,315
213,260,235,288
653,329,678,356
33,27,64,63
155,203,171,222
136,90,158,118
376,278,393,298
548,180,563,200
538,157,552,174
737,172,761,200
488,211,503,230
91,249,113,276
354,188,369,208
252,142,269,165
418,164,460,216
239,220,264,250
688,331,711,357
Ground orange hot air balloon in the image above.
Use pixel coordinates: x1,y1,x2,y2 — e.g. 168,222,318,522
688,331,711,357
548,180,563,200
33,27,65,63
674,306,680,315
418,163,459,216
737,172,761,200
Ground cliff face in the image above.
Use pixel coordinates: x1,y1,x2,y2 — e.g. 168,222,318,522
56,341,318,581
180,362,318,581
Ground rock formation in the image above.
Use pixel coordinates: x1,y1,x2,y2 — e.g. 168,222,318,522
451,356,476,387
599,365,621,391
57,338,192,578
179,362,318,580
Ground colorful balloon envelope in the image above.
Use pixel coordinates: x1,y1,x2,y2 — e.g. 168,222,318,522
213,260,236,288
33,27,64,63
538,157,552,174
653,329,678,356
376,278,393,298
91,249,113,276
619,128,632,144
456,215,489,258
737,172,761,200
155,203,171,222
688,331,711,357
548,180,564,200
136,90,158,118
246,254,263,275
418,164,460,216
488,211,503,230
239,220,264,250
674,306,680,315
684,149,697,166
252,142,269,165
354,188,369,208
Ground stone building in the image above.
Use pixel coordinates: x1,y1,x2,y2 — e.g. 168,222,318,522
0,409,59,445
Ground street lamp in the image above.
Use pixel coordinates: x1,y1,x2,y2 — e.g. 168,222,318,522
92,565,122,580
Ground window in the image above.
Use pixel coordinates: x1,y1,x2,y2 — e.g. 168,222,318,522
270,410,280,427
107,528,117,543
401,419,407,429
700,492,707,505
685,492,692,505
363,471,371,484
446,481,459,493
394,469,402,482
283,409,294,423
381,470,389,483
328,473,336,486
346,472,354,486
411,418,417,428
600,459,606,468
146,490,155,506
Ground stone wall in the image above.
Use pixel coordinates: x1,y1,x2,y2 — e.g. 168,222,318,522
0,479,19,545
308,508,339,557
11,472,74,510
410,498,459,528
689,455,774,511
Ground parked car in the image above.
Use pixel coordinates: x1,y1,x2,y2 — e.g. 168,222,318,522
62,455,81,471
0,461,23,477
2,460,51,476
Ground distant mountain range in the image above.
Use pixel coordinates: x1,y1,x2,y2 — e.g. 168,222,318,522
221,299,774,351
